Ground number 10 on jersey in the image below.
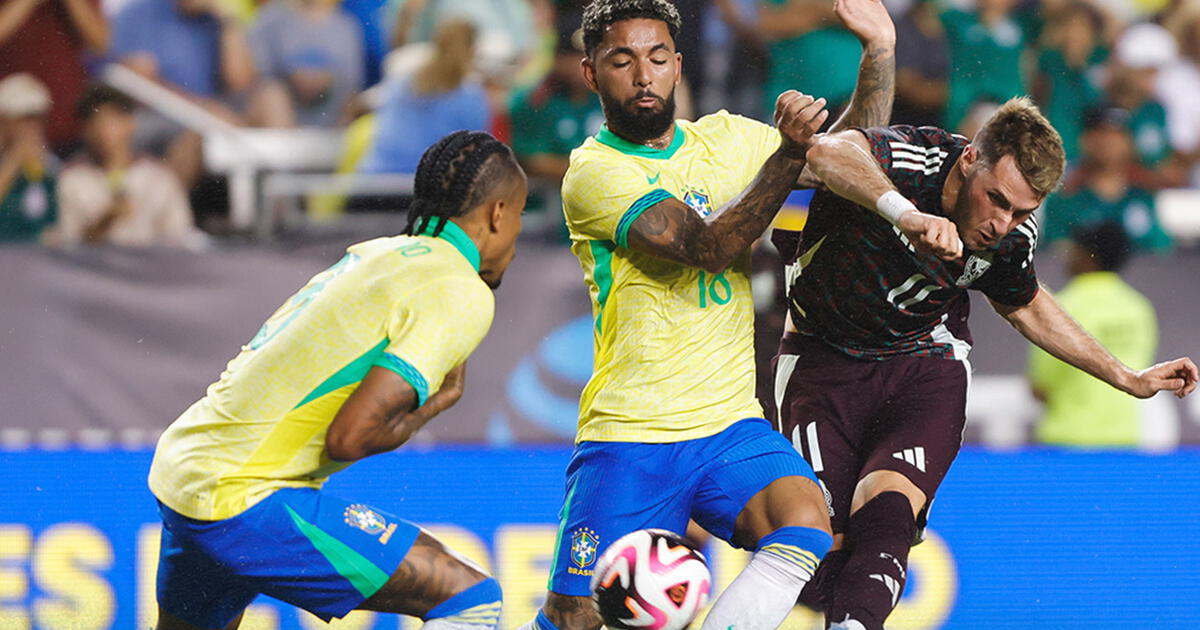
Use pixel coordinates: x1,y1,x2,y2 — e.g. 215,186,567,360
697,271,732,308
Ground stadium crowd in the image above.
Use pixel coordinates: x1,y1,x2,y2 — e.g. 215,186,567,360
1,0,1197,455
1,0,1198,250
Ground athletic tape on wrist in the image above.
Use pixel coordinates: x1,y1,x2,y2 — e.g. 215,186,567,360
875,190,916,225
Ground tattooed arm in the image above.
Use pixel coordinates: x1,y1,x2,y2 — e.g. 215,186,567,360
827,0,896,132
828,41,895,133
626,91,828,274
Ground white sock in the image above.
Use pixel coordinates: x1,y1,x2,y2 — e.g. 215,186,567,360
699,546,818,630
423,615,500,630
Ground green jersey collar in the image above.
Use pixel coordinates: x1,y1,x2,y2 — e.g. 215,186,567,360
414,219,481,272
596,124,685,159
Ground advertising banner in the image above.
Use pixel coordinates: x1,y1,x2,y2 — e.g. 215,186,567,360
2,447,1198,629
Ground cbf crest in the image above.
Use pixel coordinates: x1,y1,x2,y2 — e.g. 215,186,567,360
570,527,600,572
683,189,712,218
345,504,399,544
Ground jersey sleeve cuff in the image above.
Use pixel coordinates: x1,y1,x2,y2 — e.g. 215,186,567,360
615,188,674,249
374,353,430,407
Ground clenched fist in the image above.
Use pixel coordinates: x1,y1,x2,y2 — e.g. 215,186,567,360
897,210,964,260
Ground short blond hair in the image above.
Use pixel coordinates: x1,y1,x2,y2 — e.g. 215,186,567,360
972,96,1066,198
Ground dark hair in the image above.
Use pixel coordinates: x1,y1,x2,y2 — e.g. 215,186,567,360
75,84,136,121
581,0,681,56
1073,221,1131,271
404,130,521,237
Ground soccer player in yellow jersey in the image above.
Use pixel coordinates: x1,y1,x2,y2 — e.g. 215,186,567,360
520,2,899,630
147,131,526,630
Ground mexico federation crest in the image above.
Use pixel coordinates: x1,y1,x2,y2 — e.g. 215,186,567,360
955,252,993,287
571,527,599,568
683,189,712,218
344,504,388,535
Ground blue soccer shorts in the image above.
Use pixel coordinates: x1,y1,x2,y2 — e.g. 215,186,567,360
547,417,819,595
156,487,420,628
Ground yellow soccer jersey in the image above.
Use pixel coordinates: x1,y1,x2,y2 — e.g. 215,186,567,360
562,110,783,443
148,222,494,520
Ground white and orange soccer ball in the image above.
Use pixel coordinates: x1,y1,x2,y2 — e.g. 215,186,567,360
589,529,712,630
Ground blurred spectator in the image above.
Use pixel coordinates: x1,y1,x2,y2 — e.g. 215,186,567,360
508,11,601,225
941,0,1031,132
1028,221,1157,448
893,0,949,127
956,97,1001,141
0,74,58,243
510,15,602,184
1157,8,1200,183
710,0,769,119
1043,107,1172,252
110,0,258,188
1035,1,1107,161
341,0,391,87
757,0,861,119
1107,22,1179,179
44,84,202,249
249,0,366,128
0,0,110,153
358,19,490,175
391,0,536,82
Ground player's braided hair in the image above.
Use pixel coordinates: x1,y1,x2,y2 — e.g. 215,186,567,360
404,130,518,237
581,0,681,57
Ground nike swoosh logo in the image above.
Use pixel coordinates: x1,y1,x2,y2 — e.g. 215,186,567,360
647,172,661,185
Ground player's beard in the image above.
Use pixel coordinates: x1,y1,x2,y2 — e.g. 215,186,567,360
601,89,676,144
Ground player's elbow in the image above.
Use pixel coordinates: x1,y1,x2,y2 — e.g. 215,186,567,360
804,135,840,175
324,429,369,462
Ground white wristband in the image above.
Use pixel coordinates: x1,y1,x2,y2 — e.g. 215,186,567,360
875,190,917,225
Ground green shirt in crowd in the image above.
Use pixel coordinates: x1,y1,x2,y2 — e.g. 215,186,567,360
1042,186,1172,253
0,173,57,243
941,8,1029,131
1037,47,1107,161
761,0,862,118
1128,100,1171,167
510,86,604,162
1029,271,1157,447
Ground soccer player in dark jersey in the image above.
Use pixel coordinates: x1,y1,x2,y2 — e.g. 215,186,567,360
771,97,1199,630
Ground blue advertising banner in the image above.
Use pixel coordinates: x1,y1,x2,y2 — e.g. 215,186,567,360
2,447,1198,629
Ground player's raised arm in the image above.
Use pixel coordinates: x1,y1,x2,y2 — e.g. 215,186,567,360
626,90,827,274
992,291,1199,400
805,130,963,259
826,0,896,133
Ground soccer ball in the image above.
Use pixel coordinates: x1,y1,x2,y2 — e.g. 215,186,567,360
590,529,712,630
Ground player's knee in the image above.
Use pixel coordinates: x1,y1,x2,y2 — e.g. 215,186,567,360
421,576,502,627
853,471,925,519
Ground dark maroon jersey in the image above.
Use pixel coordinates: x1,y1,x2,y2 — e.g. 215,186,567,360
774,125,1040,361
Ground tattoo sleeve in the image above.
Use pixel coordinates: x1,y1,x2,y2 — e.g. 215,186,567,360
829,42,896,132
796,42,895,189
626,150,806,273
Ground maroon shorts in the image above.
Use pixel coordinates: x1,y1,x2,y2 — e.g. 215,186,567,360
770,333,969,534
